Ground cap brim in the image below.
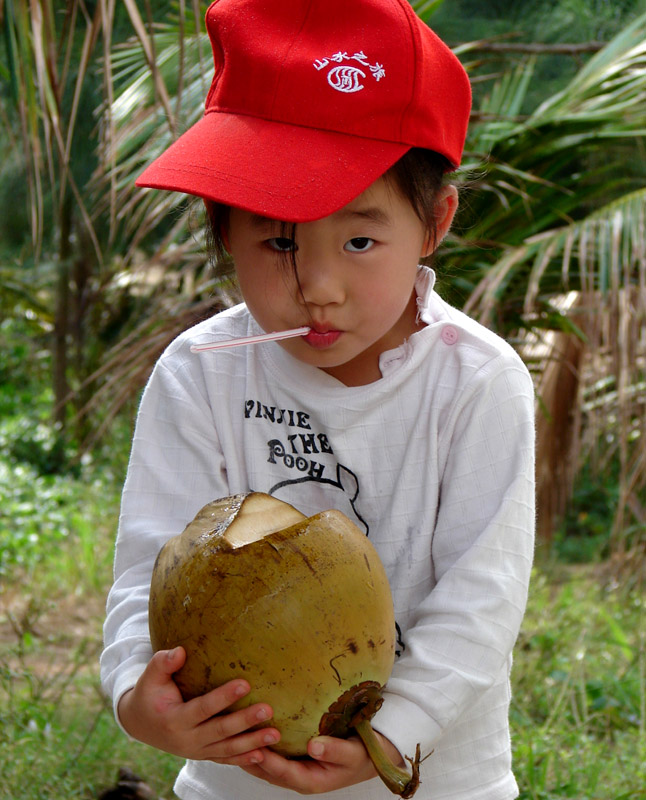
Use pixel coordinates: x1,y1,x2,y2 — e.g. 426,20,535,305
135,111,410,222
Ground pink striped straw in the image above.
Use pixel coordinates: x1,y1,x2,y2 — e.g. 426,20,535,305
190,326,310,353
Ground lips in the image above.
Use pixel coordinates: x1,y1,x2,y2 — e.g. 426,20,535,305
304,328,342,349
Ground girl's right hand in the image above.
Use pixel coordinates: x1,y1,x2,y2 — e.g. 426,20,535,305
117,646,280,766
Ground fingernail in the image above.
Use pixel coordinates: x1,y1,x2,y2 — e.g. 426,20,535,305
166,647,178,661
263,732,278,744
234,683,248,697
310,740,324,757
256,707,269,721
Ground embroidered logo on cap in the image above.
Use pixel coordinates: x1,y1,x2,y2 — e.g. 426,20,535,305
313,50,385,94
328,66,365,93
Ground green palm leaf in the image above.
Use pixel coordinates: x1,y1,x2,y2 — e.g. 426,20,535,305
463,187,646,324
449,10,646,303
442,14,646,543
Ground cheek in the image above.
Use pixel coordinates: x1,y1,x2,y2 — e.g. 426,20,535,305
356,285,410,335
363,262,418,307
236,260,296,317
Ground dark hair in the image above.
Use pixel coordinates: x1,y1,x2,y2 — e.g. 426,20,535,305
385,147,452,249
204,147,452,268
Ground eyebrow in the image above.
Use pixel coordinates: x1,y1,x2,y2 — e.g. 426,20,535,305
248,213,277,229
334,206,392,226
248,207,392,228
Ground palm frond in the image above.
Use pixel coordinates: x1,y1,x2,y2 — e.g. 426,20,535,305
531,11,646,122
1,0,113,260
444,16,646,546
410,0,445,21
95,9,209,253
121,0,178,136
463,187,646,325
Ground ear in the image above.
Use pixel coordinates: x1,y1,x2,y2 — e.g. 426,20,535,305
421,185,459,258
204,198,232,253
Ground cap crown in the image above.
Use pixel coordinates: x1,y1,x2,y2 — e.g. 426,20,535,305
204,0,470,166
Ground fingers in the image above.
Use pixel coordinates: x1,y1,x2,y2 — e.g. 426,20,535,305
121,651,283,764
202,720,281,764
183,678,268,725
179,679,280,763
309,733,403,769
146,646,186,686
308,735,364,765
119,648,187,733
242,736,371,793
147,650,268,735
243,747,316,787
197,701,279,754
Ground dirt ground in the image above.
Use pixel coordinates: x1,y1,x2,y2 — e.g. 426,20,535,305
0,580,107,689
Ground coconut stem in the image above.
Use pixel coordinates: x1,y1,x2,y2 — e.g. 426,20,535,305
354,719,421,798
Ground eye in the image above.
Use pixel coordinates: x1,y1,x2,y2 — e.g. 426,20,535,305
344,237,374,253
266,237,297,253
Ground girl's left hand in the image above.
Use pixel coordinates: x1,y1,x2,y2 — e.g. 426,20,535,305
241,733,403,793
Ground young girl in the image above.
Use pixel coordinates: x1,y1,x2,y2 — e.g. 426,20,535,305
101,1,536,799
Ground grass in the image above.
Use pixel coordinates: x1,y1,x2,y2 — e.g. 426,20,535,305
0,323,187,798
0,425,184,799
2,498,644,799
512,563,645,799
1,695,182,798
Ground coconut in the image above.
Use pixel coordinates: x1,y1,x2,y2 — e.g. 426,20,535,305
149,492,421,797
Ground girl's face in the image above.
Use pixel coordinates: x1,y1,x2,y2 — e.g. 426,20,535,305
227,177,457,386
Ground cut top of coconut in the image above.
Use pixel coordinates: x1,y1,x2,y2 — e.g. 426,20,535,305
220,493,307,549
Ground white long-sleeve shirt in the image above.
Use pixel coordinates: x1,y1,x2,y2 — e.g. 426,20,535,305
101,267,535,800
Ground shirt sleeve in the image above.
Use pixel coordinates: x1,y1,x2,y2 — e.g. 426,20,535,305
371,353,535,761
100,355,230,724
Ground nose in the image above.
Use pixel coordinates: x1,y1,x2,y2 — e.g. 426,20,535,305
296,257,346,309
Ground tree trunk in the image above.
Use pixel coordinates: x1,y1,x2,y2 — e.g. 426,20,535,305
52,193,73,427
535,330,585,541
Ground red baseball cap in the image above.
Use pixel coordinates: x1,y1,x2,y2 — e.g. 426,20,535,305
136,0,471,222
